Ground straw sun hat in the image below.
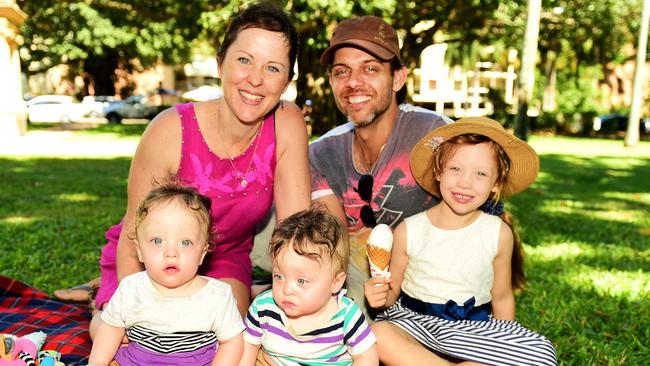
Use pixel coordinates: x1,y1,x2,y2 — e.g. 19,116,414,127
410,117,540,198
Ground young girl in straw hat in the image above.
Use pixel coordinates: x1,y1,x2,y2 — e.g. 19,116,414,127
364,117,557,365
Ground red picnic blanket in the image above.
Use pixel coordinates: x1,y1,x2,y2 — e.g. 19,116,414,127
0,275,91,365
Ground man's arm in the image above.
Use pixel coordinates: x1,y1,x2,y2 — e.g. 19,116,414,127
309,138,348,225
313,194,347,224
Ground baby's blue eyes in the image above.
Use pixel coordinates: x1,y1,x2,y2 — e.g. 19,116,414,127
150,238,193,247
272,274,308,285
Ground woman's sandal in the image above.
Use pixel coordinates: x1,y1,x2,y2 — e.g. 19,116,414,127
53,277,100,302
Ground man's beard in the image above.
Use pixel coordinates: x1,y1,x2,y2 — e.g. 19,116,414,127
348,112,376,127
339,86,393,128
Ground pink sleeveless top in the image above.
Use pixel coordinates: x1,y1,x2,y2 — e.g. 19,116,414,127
175,102,276,266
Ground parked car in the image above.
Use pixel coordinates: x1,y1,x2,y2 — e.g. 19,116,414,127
182,85,222,101
593,113,650,134
26,95,85,123
103,95,160,124
81,95,117,117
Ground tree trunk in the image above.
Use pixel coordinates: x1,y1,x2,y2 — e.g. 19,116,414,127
625,0,650,147
84,51,119,97
514,0,542,141
543,51,557,112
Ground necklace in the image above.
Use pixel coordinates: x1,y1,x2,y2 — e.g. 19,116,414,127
354,134,386,174
218,124,263,187
215,120,264,188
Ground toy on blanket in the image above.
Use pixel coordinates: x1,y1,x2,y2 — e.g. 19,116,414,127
0,331,45,366
366,224,393,279
38,350,64,366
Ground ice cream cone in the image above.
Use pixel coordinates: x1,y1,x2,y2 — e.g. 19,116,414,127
366,224,393,278
367,245,390,270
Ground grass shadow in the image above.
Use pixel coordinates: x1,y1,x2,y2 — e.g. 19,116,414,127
509,152,649,364
518,256,650,365
512,154,649,249
0,157,132,294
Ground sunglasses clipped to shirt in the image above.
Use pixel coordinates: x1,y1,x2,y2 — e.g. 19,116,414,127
354,174,377,228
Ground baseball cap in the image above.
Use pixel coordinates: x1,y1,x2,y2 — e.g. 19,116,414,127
320,16,401,65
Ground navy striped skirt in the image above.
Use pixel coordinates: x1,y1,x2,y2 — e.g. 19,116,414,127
376,298,557,366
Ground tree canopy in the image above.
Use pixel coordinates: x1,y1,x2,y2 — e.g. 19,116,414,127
18,0,215,95
17,0,646,131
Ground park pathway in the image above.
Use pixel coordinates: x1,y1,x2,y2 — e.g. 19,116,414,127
0,126,139,157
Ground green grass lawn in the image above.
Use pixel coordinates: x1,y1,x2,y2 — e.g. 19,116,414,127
519,136,650,365
1,129,649,365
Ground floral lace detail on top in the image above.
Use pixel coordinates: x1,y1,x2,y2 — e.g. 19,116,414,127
175,102,276,257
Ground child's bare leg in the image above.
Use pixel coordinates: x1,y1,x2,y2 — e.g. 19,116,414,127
89,310,102,340
372,321,452,366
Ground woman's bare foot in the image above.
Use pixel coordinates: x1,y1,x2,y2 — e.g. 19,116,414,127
53,277,100,302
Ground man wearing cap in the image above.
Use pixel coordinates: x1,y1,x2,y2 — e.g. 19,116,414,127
309,16,453,317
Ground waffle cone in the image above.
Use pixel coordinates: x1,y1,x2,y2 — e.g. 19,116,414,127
367,244,391,270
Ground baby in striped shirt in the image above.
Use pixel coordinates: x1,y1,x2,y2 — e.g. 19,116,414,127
241,206,378,366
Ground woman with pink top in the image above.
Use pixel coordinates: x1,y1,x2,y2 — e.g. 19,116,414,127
86,1,310,338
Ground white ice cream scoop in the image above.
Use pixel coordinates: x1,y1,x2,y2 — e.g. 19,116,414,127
367,224,394,279
367,224,393,251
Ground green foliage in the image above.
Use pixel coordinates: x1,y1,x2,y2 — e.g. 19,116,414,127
16,0,644,130
19,2,130,72
551,65,606,133
537,0,643,66
17,0,215,94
